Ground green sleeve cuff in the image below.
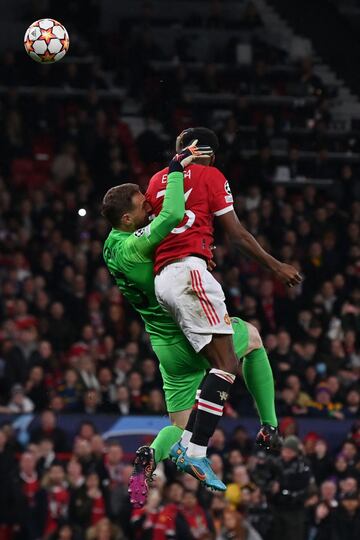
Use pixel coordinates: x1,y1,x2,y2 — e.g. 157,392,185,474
167,170,184,181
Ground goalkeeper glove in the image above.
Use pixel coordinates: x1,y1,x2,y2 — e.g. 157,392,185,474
168,139,212,173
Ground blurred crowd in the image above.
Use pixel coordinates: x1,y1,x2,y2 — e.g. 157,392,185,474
0,155,359,419
0,1,359,540
0,412,359,540
0,0,359,420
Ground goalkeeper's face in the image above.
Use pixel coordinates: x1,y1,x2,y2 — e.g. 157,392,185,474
123,191,152,230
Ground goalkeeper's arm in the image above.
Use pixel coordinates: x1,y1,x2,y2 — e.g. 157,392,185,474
125,141,203,260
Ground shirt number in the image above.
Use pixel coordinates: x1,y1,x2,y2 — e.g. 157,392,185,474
156,188,195,235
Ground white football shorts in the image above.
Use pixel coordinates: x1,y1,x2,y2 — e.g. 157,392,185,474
155,256,234,353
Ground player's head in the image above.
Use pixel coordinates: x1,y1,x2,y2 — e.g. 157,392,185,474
176,127,219,165
101,183,152,231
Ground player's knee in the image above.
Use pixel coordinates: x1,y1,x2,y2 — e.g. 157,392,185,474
203,335,238,374
223,353,238,375
211,350,238,375
246,323,263,353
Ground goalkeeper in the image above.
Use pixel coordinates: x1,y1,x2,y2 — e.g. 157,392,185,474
102,142,279,501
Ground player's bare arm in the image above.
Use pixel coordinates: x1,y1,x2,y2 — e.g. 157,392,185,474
217,209,302,288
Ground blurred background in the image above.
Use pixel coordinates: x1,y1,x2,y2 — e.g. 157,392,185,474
0,1,359,539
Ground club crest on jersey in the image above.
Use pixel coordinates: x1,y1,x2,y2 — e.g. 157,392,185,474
224,313,231,325
218,391,229,401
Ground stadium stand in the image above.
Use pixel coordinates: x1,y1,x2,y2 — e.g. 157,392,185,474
0,1,359,539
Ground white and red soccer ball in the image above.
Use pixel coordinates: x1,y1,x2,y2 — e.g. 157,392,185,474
24,18,69,63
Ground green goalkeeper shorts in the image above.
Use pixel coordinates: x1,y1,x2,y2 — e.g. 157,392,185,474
152,317,249,413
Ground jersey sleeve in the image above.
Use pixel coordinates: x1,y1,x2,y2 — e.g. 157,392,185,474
207,167,234,217
121,170,185,264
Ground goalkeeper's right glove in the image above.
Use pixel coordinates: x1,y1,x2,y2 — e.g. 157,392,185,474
168,139,212,173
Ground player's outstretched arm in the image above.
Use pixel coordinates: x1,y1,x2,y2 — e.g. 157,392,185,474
125,141,204,261
218,210,302,288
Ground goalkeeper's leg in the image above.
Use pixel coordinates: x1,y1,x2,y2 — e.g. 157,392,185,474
242,323,278,427
128,412,190,508
177,319,280,456
240,321,281,451
129,338,207,507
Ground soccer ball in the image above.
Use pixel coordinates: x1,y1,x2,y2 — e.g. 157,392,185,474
24,19,69,63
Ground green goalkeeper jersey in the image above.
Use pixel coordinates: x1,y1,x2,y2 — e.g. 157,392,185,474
103,171,185,346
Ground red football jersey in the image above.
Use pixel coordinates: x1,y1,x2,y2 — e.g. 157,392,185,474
146,163,234,273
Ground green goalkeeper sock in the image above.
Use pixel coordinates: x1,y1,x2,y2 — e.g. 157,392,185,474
243,347,278,427
150,425,183,464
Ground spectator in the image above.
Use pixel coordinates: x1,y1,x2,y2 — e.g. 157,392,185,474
46,302,75,352
218,507,262,540
73,440,96,476
145,389,166,414
67,458,85,491
226,465,253,506
78,422,97,442
306,384,344,419
78,356,100,392
79,390,102,415
127,372,146,414
319,479,338,508
228,427,253,456
10,452,42,540
112,385,132,415
140,358,161,394
247,487,273,539
25,366,49,411
152,482,193,540
0,430,15,531
57,369,83,412
97,368,117,412
330,491,360,539
30,410,68,452
41,464,70,537
308,438,333,484
86,516,124,540
181,490,214,538
52,524,78,540
104,444,129,523
210,453,226,485
0,384,35,413
344,389,360,418
69,472,108,529
37,438,58,475
270,436,313,540
130,488,161,540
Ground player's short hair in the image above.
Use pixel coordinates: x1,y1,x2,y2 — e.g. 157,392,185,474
101,183,140,228
178,127,219,153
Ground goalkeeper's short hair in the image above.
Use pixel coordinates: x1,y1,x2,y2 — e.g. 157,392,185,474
178,127,219,153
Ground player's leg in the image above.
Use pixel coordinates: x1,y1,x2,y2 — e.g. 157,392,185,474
129,420,186,508
232,317,277,426
242,323,278,427
231,317,281,450
186,334,237,458
174,318,280,467
155,258,236,490
155,259,238,452
150,407,192,464
129,339,207,506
